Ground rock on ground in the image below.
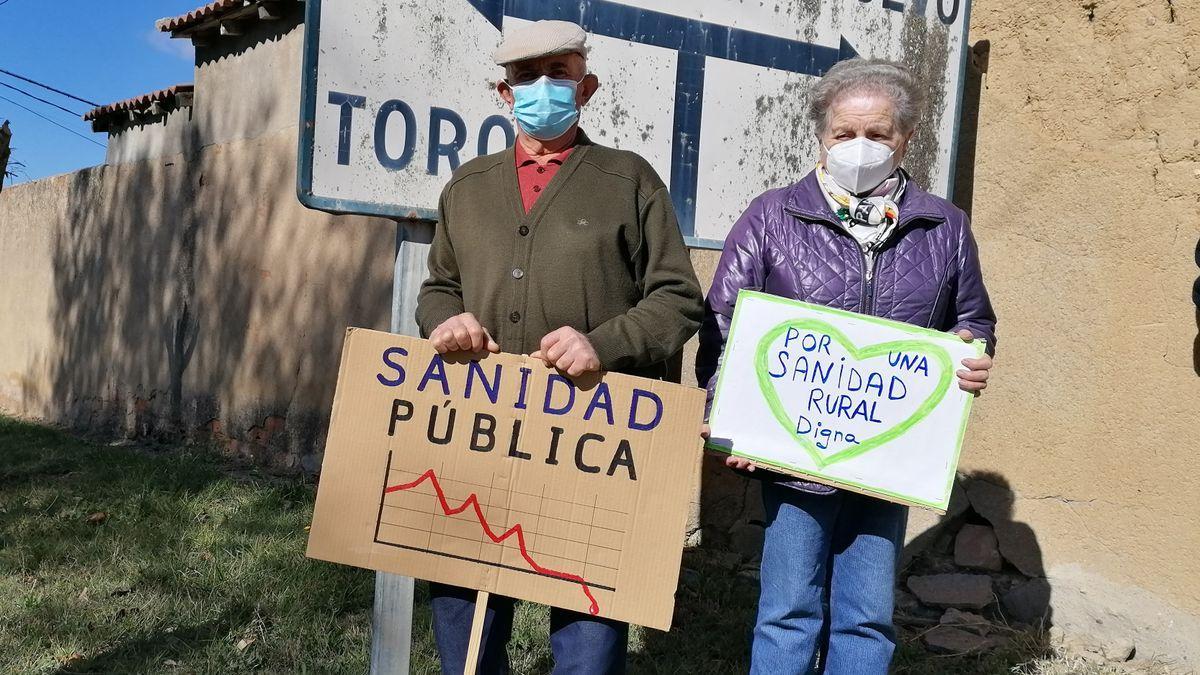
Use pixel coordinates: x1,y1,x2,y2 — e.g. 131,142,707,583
939,608,994,635
923,625,1008,654
954,523,1003,572
1001,577,1051,624
907,573,994,609
964,478,1045,577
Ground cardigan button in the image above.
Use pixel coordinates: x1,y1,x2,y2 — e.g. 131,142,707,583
518,225,529,236
511,268,525,280
509,311,521,323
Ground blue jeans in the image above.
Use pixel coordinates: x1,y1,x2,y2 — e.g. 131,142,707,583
751,483,908,675
430,582,628,675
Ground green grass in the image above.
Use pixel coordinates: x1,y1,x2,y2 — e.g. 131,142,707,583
0,415,1119,674
0,416,384,673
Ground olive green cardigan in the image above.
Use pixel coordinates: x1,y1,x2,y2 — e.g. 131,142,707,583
415,132,703,379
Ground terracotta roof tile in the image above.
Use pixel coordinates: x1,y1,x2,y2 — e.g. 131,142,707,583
156,0,243,33
157,0,290,34
83,85,195,122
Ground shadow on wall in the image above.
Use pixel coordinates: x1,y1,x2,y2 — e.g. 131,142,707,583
44,87,392,468
900,472,1050,637
48,121,203,438
195,6,300,66
191,3,305,150
1193,237,1199,375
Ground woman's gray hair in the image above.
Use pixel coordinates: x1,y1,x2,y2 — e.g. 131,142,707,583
808,58,926,135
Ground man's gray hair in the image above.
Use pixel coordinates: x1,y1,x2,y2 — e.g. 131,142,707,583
808,58,925,135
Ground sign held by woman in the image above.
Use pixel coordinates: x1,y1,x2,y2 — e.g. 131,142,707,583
705,291,985,512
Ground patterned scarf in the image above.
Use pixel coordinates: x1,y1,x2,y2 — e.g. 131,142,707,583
816,165,907,250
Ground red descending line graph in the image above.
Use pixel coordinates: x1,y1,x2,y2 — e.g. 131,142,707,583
383,468,600,615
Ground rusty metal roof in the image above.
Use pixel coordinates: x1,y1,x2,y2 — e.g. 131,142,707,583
83,85,194,128
156,0,294,36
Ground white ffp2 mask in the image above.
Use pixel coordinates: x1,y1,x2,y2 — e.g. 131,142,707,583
823,137,897,195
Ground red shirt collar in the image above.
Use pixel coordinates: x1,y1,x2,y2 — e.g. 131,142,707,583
514,138,576,167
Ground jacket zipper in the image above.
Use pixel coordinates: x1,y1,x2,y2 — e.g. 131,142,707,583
861,246,879,315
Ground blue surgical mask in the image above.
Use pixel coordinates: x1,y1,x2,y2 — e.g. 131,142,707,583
510,75,581,141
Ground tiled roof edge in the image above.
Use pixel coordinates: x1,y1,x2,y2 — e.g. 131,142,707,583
156,0,296,35
83,85,195,125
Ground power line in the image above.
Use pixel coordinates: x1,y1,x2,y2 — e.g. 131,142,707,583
0,81,85,117
0,94,105,148
0,67,101,107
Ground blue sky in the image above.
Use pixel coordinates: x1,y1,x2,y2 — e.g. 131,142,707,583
0,0,203,184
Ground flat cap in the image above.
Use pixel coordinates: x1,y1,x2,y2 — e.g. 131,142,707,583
493,20,588,66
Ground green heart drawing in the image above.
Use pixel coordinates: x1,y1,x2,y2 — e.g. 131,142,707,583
754,319,954,469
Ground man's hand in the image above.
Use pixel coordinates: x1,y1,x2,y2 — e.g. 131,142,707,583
531,327,601,377
429,313,500,354
955,329,993,396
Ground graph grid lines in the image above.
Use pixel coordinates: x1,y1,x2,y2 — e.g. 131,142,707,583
371,451,628,611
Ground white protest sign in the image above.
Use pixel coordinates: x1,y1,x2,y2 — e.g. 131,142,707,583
297,0,973,247
706,291,984,511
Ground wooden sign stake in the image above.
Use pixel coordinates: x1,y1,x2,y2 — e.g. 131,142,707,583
463,591,490,675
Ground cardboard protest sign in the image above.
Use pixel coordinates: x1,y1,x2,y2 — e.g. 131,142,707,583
706,291,985,512
307,329,705,630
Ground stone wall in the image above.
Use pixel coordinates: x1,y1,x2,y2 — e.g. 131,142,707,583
0,128,396,469
105,5,304,166
105,106,194,166
0,5,396,470
192,6,304,149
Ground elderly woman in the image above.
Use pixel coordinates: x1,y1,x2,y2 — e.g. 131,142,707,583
696,59,997,673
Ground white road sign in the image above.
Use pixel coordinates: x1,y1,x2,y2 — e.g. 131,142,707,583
298,0,972,247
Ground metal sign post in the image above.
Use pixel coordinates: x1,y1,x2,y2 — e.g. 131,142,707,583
296,1,973,671
365,220,434,674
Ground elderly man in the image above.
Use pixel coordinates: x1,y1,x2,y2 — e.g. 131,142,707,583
415,19,704,675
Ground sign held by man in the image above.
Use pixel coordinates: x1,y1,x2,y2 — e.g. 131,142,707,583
306,16,707,673
307,330,705,630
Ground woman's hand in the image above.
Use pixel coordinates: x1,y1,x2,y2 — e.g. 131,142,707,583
954,329,993,396
725,456,757,472
701,424,757,471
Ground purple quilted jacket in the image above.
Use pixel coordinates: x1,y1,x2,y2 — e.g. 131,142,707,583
696,169,997,493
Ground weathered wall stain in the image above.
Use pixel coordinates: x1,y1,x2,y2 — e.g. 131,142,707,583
730,0,828,191
750,80,818,191
776,0,824,41
898,5,951,190
728,2,956,199
373,2,388,50
593,98,656,145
